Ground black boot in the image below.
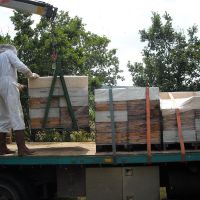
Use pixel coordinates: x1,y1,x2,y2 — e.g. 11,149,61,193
0,132,15,155
15,130,34,156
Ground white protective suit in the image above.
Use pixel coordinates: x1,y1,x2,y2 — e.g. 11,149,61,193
0,45,33,132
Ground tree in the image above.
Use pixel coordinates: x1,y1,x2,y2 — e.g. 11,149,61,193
0,33,12,44
128,12,200,91
9,10,123,87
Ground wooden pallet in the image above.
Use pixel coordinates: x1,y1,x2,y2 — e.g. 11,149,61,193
96,143,162,152
163,142,200,150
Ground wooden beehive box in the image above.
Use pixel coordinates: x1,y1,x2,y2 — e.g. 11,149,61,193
28,76,89,130
95,87,161,146
127,87,161,145
95,88,128,145
160,92,200,144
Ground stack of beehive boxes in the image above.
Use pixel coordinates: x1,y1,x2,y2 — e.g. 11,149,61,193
181,94,200,143
160,92,199,144
127,87,161,144
95,88,128,145
95,87,161,146
28,76,89,130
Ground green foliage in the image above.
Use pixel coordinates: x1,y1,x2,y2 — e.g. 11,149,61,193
0,10,124,88
8,11,124,86
34,130,71,142
128,12,200,91
0,33,12,44
32,129,95,142
10,11,34,63
70,130,95,142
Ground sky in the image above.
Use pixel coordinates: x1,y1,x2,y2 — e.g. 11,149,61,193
1,0,200,85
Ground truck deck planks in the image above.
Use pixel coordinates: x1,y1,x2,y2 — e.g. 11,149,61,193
28,76,89,130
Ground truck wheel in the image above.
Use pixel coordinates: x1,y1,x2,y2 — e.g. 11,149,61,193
0,174,31,200
0,179,21,200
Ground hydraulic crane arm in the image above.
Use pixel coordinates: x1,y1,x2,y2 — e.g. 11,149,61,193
0,0,57,20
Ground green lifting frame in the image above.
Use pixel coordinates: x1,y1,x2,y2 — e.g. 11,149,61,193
42,62,79,130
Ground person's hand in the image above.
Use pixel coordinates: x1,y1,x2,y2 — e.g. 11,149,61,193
17,83,26,92
13,82,26,92
30,73,40,79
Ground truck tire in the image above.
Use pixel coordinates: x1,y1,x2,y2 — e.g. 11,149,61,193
0,179,21,200
0,173,32,200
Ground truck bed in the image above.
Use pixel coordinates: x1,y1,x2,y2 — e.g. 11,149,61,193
0,142,200,165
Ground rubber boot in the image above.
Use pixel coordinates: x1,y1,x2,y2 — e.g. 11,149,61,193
15,130,34,156
0,132,15,155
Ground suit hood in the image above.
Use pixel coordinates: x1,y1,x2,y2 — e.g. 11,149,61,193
0,44,17,55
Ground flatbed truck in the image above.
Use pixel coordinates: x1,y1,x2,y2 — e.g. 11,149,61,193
1,1,200,200
1,142,200,199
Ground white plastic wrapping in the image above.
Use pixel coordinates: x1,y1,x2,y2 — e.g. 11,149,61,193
95,87,159,102
160,92,200,116
160,92,200,143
